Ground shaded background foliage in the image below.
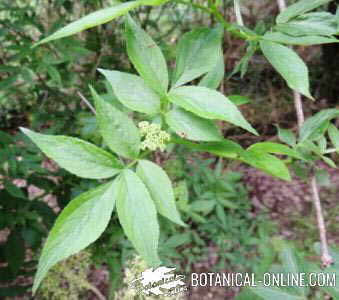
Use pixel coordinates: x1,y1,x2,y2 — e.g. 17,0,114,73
0,0,339,299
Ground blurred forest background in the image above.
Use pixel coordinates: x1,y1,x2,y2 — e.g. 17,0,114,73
1,0,339,299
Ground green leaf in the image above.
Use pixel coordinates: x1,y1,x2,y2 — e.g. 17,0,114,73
263,32,338,46
4,232,25,276
172,137,243,159
303,122,330,144
236,288,262,300
260,41,312,99
276,0,332,24
4,181,26,199
275,12,338,37
199,141,244,158
228,95,251,106
33,181,116,293
140,0,169,5
46,65,62,86
191,200,215,214
0,130,12,146
98,69,160,114
125,16,168,95
318,136,327,153
279,244,301,277
328,124,339,150
240,150,291,181
168,86,258,135
250,285,303,300
34,1,141,46
20,128,122,179
300,109,339,142
165,107,223,142
230,42,257,78
136,160,185,226
0,286,28,298
91,86,140,159
163,232,191,248
172,27,222,88
298,140,323,157
199,46,225,89
276,126,296,147
247,142,302,159
115,170,160,266
321,155,336,168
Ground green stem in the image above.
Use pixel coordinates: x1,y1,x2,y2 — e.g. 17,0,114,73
126,150,151,169
207,0,248,40
175,0,249,40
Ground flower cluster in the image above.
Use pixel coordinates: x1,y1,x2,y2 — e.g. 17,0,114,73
138,121,170,152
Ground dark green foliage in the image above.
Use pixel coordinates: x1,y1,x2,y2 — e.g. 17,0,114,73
160,155,277,273
1,0,339,298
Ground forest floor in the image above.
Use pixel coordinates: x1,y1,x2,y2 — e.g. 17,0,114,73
81,163,339,300
186,162,339,299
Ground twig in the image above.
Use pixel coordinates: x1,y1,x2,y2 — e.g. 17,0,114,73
276,0,286,11
77,91,96,115
207,0,248,40
234,0,244,26
91,46,105,78
310,175,333,266
293,90,304,129
277,0,333,267
87,283,106,300
64,267,106,300
176,0,248,40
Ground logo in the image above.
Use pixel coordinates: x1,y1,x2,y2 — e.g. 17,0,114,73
129,266,188,296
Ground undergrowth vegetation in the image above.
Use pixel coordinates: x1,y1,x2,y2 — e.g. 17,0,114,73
1,0,339,299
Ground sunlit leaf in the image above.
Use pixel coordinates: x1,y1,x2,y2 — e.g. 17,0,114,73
260,41,312,99
115,170,160,266
34,2,141,46
33,182,116,293
20,128,122,179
